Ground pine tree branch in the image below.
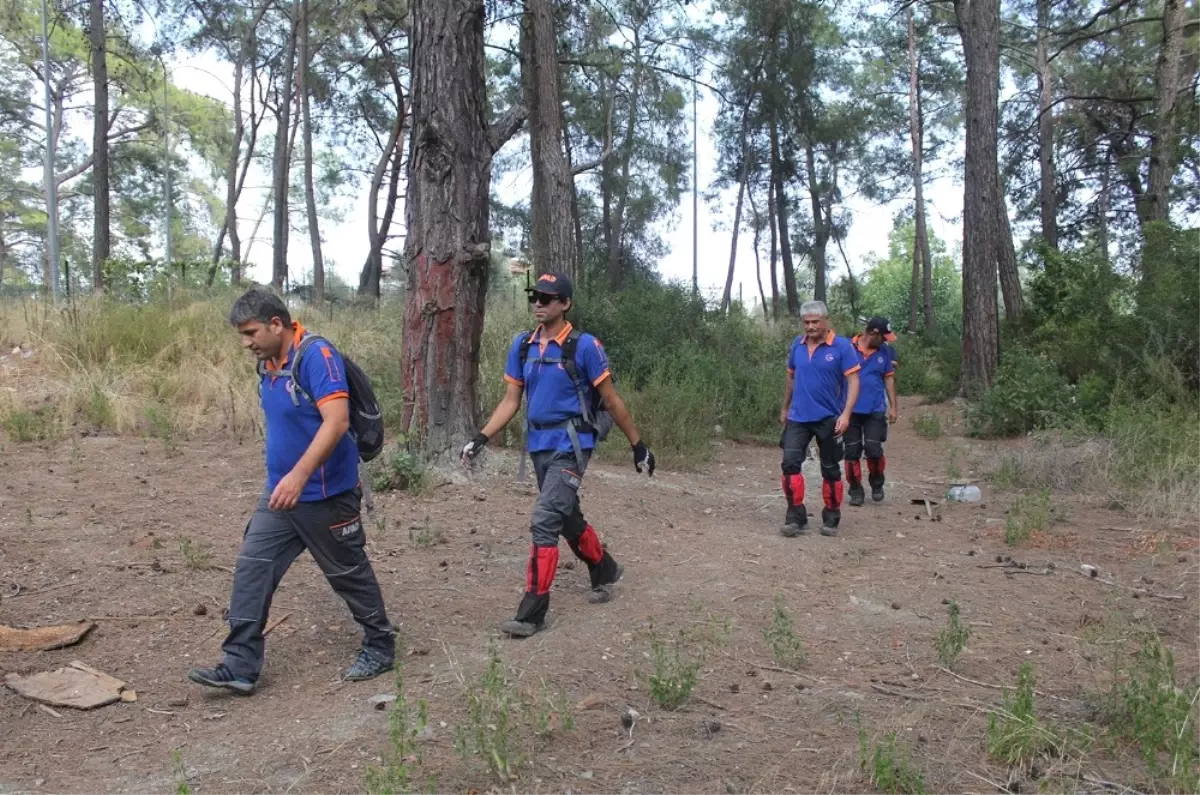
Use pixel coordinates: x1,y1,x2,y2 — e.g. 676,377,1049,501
488,104,527,152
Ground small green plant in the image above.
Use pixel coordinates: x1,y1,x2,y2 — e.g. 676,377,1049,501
84,387,114,429
408,520,446,548
529,679,574,739
371,445,427,493
913,413,941,439
455,641,521,783
935,599,971,669
1106,632,1199,790
647,628,702,710
179,537,213,571
366,662,431,795
171,749,191,795
145,402,178,454
763,593,807,670
987,663,1083,770
24,506,33,527
3,408,54,442
1004,488,1063,545
857,717,928,795
990,455,1024,490
945,447,963,481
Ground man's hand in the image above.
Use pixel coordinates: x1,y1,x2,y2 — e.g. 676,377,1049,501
834,412,851,436
779,407,788,427
269,469,307,511
461,433,489,467
887,405,898,425
632,441,656,477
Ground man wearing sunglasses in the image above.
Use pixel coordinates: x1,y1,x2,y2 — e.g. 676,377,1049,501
461,272,655,638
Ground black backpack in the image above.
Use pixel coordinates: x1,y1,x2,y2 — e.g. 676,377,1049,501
518,328,614,441
259,334,385,462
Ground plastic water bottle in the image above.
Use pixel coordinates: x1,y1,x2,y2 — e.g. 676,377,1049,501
946,484,982,502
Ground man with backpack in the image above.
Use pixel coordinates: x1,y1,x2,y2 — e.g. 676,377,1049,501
187,288,394,694
845,317,899,505
780,301,860,537
461,272,654,638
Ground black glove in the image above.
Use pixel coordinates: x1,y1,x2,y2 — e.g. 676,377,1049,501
461,432,489,463
632,441,655,476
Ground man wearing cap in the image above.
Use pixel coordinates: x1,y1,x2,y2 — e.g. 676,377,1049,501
845,317,899,505
780,300,861,537
461,272,655,637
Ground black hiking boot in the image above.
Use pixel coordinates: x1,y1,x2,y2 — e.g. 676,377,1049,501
820,508,840,537
499,619,544,638
187,663,256,695
781,505,809,537
588,564,624,604
848,485,865,507
343,649,394,682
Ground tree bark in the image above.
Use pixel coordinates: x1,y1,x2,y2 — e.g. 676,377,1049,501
997,194,1023,319
561,104,585,284
1142,0,1185,230
522,0,577,281
908,7,935,332
298,0,324,304
607,31,644,290
721,97,755,313
1097,146,1111,266
767,171,779,322
955,0,1002,394
402,0,522,461
1035,0,1057,248
89,0,109,291
770,113,799,316
804,137,828,304
748,184,768,320
271,7,299,291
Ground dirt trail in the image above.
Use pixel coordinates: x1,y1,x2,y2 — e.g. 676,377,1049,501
0,396,1195,793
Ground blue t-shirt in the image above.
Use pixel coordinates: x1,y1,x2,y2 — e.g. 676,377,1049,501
851,334,897,414
786,331,861,423
504,323,612,454
261,323,359,502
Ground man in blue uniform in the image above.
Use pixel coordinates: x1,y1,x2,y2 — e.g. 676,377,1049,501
187,289,395,694
780,301,861,537
845,317,899,505
462,273,654,637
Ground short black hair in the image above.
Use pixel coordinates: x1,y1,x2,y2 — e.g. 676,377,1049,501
229,288,292,327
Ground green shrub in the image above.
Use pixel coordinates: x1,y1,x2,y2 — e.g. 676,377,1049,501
969,348,1072,437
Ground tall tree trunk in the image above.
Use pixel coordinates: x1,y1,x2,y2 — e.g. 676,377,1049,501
299,0,323,304
211,53,245,285
89,0,109,291
909,7,935,332
1035,0,1057,248
522,0,577,280
1142,0,1185,231
607,33,643,290
954,0,1002,393
402,0,524,461
997,195,1023,319
721,98,755,312
804,137,828,304
908,220,921,333
748,184,768,319
767,172,779,322
561,104,585,284
1097,146,1111,266
271,8,299,291
770,113,799,316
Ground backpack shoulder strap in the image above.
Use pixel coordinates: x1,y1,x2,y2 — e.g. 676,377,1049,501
560,329,583,382
287,333,326,404
518,329,536,367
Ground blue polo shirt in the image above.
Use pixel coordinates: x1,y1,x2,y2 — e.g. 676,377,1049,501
851,334,898,414
504,323,611,455
261,323,359,502
786,331,861,423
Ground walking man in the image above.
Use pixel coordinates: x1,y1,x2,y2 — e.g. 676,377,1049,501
188,289,395,694
462,272,654,638
780,301,860,537
845,317,899,505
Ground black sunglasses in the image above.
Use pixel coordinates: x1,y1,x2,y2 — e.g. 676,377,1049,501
527,291,561,306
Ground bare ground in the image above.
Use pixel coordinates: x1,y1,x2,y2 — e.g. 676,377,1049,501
0,396,1196,793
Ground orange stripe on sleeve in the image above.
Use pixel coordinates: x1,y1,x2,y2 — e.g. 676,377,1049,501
843,364,862,376
315,391,349,407
592,370,612,387
504,374,524,386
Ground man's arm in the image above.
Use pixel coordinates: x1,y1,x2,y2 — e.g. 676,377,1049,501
479,382,524,440
836,371,860,435
595,378,639,446
270,398,350,511
781,372,794,426
885,373,899,423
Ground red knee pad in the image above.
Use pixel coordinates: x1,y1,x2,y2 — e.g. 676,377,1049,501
845,460,862,483
781,473,806,506
525,545,560,595
576,525,604,565
868,456,885,477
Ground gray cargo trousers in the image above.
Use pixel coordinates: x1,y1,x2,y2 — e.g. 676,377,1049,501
221,486,395,681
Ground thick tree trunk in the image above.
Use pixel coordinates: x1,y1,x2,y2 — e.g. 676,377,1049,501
770,114,799,316
767,173,779,322
955,0,1002,393
299,0,324,304
402,0,522,461
522,0,577,281
1035,0,1057,248
804,138,828,304
909,7,935,332
271,8,299,291
89,0,109,291
997,195,1023,319
1142,0,1185,230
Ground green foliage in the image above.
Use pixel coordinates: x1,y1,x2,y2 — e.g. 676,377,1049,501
1003,489,1062,546
912,412,941,439
3,407,54,441
892,335,960,401
855,219,963,337
170,749,191,795
369,443,428,493
366,662,431,795
1139,225,1200,390
857,718,928,795
763,593,807,670
987,664,1084,770
178,537,213,571
455,642,521,783
969,349,1072,437
934,599,970,669
1106,632,1199,790
646,627,702,711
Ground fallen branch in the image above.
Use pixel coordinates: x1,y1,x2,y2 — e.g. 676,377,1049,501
1071,569,1186,601
870,683,932,700
6,580,86,598
38,703,62,718
263,612,292,636
693,695,725,710
748,662,820,681
936,666,1070,702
